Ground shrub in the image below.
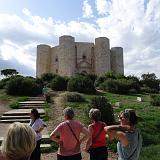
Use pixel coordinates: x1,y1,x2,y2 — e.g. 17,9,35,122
9,101,20,109
150,94,160,106
140,73,159,92
51,76,67,91
64,92,85,102
40,73,58,83
6,77,41,96
0,77,12,89
86,74,97,85
90,96,114,125
141,87,158,94
94,75,106,87
67,75,96,94
99,79,140,94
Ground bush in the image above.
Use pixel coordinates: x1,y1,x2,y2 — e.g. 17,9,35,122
67,75,96,94
90,96,114,125
51,76,67,91
141,87,158,94
9,101,20,109
0,77,12,89
100,79,140,94
64,92,85,102
150,94,160,106
140,73,159,92
94,75,106,87
40,73,58,83
6,77,41,96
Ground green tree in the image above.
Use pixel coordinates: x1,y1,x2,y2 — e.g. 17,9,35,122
1,69,18,77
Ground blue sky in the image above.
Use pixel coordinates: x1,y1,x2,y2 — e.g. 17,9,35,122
0,0,84,21
0,0,160,78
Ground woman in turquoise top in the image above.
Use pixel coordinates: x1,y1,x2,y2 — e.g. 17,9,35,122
105,109,142,160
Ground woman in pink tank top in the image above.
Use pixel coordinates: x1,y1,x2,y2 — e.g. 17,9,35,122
50,107,89,160
85,108,108,160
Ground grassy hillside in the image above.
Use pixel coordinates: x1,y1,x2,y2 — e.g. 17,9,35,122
64,91,160,160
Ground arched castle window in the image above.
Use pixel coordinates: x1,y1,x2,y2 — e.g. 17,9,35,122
82,54,86,59
55,57,58,62
56,69,58,73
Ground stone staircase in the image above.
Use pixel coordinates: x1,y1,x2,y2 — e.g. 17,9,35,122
0,134,52,152
0,108,45,123
0,97,52,152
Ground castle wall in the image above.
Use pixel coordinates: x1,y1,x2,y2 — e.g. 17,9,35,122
75,42,94,74
58,36,76,76
36,35,124,77
94,37,111,75
110,47,124,74
36,44,51,77
50,46,59,74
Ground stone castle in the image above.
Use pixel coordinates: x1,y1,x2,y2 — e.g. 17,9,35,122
36,35,124,77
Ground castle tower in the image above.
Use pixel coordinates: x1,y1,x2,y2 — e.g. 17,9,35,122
36,44,51,77
110,47,124,74
94,37,111,75
58,35,76,76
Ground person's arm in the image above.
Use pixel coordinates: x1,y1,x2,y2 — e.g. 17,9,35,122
84,125,93,151
35,119,46,133
35,125,45,133
105,125,131,132
50,127,62,145
79,126,90,144
105,127,128,146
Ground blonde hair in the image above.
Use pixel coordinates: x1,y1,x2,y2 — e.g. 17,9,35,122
1,122,36,160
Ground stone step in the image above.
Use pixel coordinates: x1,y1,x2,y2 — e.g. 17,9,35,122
0,144,51,152
19,101,45,105
0,119,30,123
3,109,45,116
19,105,44,109
19,104,44,106
0,135,51,145
0,115,31,120
28,97,45,101
0,115,45,120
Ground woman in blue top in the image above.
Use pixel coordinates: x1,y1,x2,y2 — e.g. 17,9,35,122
105,109,142,160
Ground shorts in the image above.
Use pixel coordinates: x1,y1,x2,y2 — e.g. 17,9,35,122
89,146,108,160
57,153,82,160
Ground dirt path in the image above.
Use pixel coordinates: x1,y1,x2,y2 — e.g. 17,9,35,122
0,102,10,137
41,94,64,160
0,101,10,116
41,93,117,160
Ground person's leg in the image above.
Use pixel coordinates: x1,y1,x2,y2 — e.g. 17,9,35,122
36,140,41,160
30,141,38,160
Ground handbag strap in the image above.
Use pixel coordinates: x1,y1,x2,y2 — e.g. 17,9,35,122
92,123,105,145
66,122,80,143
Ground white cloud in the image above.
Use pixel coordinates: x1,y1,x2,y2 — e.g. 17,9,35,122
95,0,112,15
82,0,94,18
0,0,160,78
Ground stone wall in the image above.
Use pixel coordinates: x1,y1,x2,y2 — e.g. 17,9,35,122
36,44,51,77
36,35,124,77
94,37,111,75
110,47,124,74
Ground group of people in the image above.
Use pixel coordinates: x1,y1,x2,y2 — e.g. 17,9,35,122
50,107,142,160
0,107,142,160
